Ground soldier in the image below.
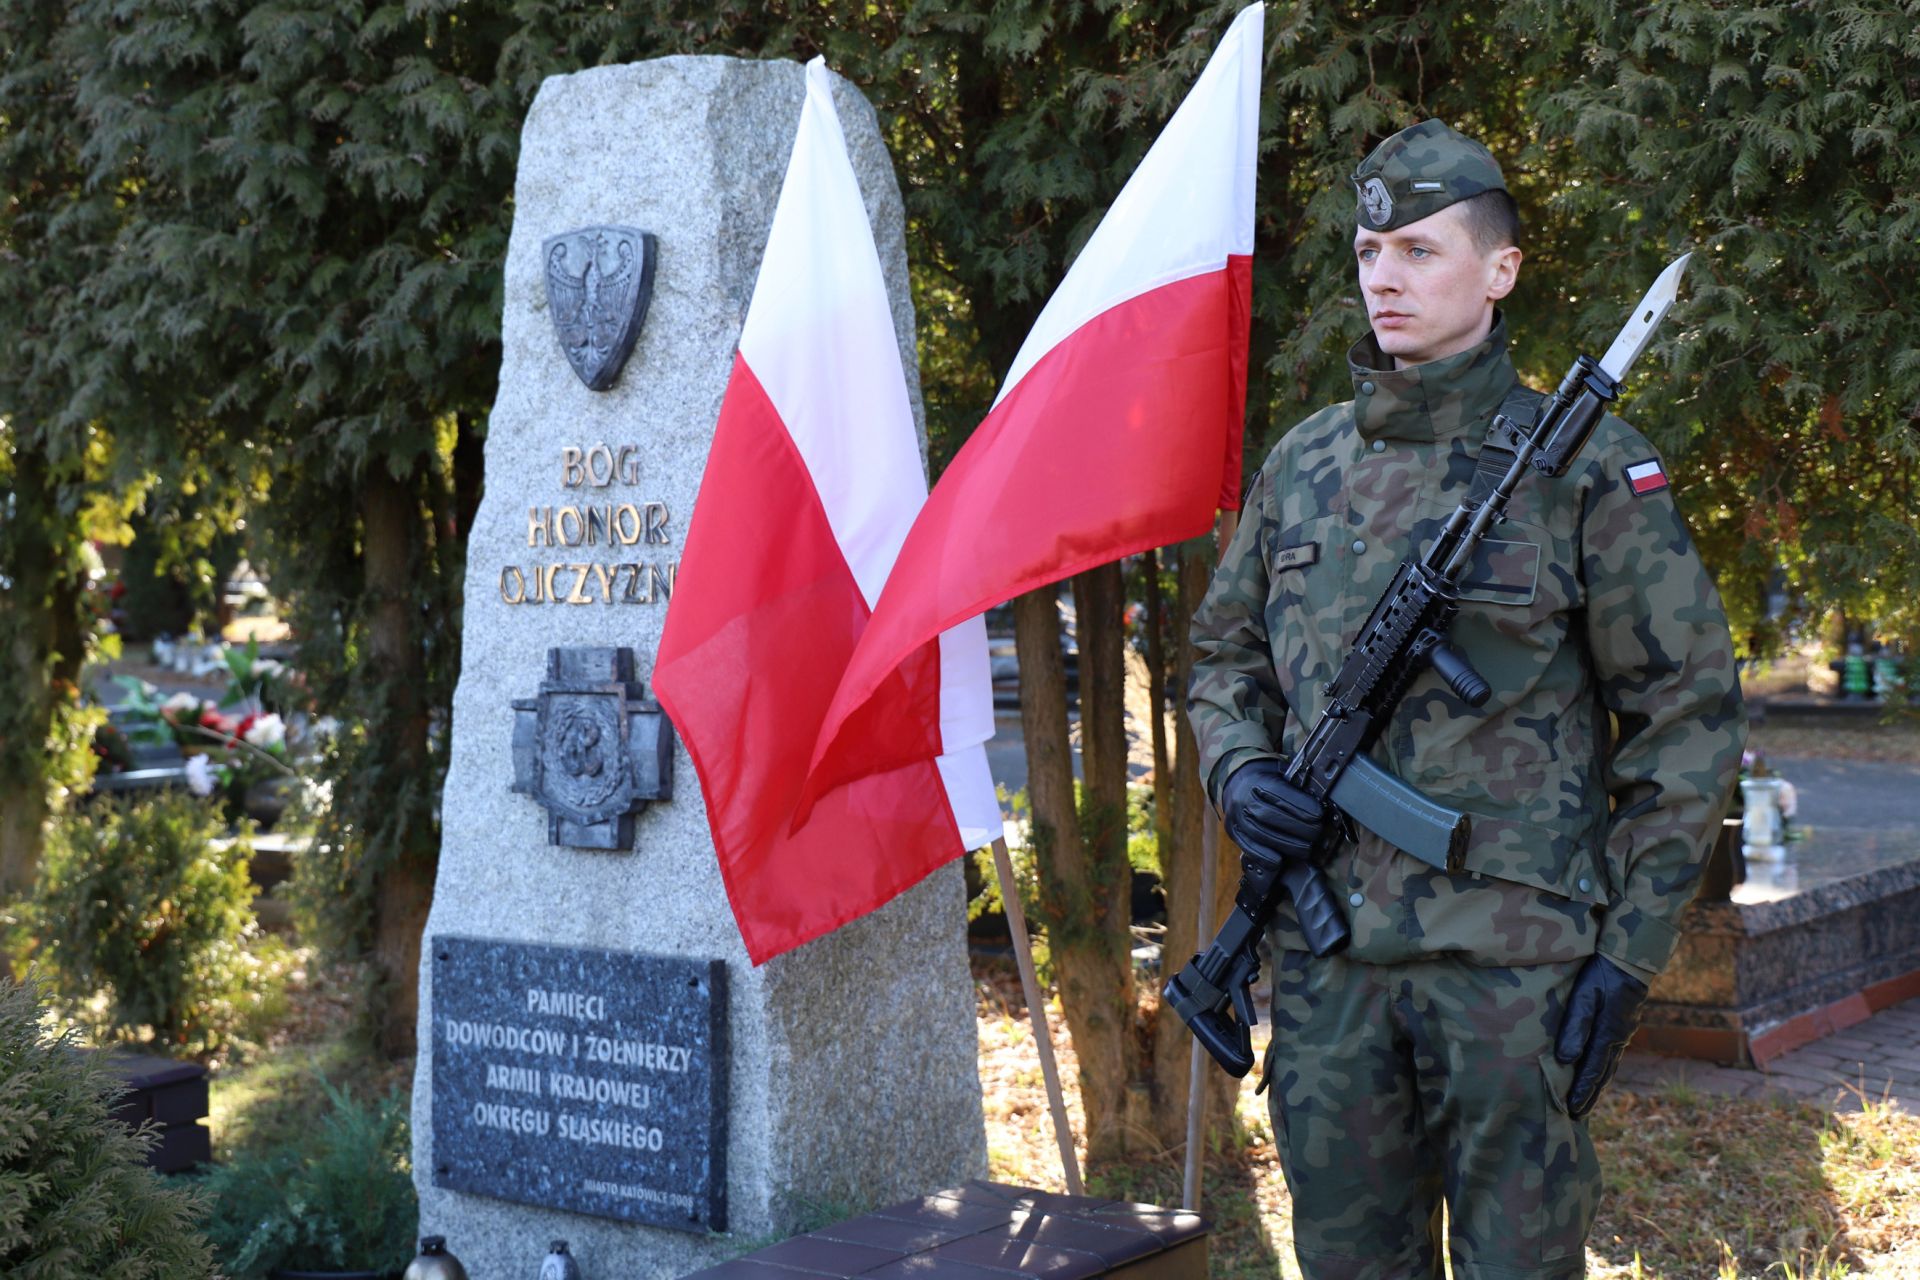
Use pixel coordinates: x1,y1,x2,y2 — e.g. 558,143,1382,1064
1188,120,1746,1279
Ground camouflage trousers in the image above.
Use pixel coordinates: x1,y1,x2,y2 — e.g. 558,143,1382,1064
1264,949,1599,1280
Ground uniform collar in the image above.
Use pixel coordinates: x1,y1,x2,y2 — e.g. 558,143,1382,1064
1348,312,1516,444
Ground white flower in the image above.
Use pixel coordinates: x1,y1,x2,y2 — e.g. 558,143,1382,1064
255,658,286,678
185,753,215,797
243,713,287,750
1777,779,1798,820
161,691,200,716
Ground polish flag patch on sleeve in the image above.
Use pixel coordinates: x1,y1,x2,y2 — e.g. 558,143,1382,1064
1625,458,1669,495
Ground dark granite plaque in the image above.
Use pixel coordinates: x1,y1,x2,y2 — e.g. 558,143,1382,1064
430,936,727,1232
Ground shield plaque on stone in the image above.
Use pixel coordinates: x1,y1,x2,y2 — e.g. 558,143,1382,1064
542,226,657,391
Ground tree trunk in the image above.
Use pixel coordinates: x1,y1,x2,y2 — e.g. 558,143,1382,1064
1148,538,1242,1151
1141,550,1171,849
1015,581,1130,1162
362,468,437,1058
0,445,59,900
1069,562,1139,1156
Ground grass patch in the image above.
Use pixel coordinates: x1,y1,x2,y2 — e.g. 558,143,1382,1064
1588,1086,1848,1277
205,955,410,1161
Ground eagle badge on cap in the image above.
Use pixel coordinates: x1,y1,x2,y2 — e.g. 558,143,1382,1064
1359,177,1393,228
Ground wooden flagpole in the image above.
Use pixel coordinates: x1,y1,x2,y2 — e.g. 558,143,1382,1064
991,835,1084,1196
1182,509,1239,1212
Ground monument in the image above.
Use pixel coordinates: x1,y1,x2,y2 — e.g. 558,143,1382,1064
412,57,986,1277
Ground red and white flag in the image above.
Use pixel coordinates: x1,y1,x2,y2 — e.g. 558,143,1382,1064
654,59,1003,965
799,4,1263,805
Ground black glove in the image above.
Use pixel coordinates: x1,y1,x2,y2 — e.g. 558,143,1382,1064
1219,759,1326,867
1553,953,1649,1119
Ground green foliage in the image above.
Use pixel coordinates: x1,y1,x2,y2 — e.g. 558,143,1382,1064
1529,0,1920,653
1127,783,1161,878
0,4,147,875
0,974,216,1279
9,0,1915,1035
197,1078,416,1279
39,0,522,991
27,793,260,1051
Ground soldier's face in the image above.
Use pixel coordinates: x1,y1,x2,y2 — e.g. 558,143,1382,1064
1354,204,1521,369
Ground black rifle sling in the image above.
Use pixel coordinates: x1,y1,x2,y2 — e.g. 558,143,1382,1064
1464,381,1543,506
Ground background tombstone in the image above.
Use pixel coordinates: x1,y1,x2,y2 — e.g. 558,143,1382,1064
412,56,987,1278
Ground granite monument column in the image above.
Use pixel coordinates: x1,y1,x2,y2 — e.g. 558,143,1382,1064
411,57,986,1278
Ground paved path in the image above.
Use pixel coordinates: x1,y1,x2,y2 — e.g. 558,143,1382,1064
1768,755,1920,835
1616,995,1920,1114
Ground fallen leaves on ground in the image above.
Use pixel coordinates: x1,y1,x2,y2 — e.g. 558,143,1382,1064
975,964,1920,1279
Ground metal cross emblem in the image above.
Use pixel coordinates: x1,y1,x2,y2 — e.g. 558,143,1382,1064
511,647,673,849
543,226,657,391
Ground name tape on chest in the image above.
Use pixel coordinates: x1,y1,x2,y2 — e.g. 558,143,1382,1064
1272,541,1320,573
1625,457,1669,496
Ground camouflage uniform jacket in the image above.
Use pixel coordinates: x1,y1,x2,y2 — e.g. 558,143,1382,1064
1190,317,1747,978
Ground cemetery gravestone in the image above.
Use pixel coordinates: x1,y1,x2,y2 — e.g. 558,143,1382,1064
411,56,986,1279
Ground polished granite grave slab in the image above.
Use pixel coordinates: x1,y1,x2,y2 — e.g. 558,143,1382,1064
1639,825,1920,1065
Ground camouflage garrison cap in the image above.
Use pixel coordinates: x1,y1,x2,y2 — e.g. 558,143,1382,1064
1351,119,1505,232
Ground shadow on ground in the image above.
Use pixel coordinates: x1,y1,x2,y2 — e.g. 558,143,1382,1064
1586,1086,1862,1278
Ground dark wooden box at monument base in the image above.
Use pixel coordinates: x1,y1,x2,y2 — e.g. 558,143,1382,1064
681,1181,1208,1280
98,1053,212,1173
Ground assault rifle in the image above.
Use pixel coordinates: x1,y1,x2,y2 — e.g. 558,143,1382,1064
1166,255,1693,1078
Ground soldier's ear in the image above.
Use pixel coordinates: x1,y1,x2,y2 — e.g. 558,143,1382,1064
1486,245,1522,303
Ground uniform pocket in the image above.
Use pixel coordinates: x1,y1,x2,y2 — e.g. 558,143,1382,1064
1457,536,1540,606
1455,812,1609,906
1534,1051,1601,1264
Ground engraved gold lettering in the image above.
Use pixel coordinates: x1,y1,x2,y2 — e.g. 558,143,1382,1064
529,563,547,603
556,506,585,547
615,504,643,547
584,504,611,547
590,563,615,604
561,447,585,489
528,506,554,548
617,445,641,486
650,563,674,603
499,566,527,605
585,443,615,488
565,565,592,605
644,502,671,545
621,563,647,604
544,563,562,602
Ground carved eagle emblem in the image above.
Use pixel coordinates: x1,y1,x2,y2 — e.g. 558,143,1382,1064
542,226,657,391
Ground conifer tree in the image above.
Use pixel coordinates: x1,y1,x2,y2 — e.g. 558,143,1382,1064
0,1,138,896
18,0,1915,1146
61,0,531,1054
0,975,216,1278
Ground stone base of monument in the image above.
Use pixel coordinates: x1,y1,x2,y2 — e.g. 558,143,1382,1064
1636,826,1920,1067
681,1181,1209,1280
